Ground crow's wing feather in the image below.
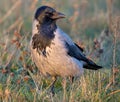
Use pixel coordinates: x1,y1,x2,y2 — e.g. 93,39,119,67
65,42,89,63
65,42,102,70
74,43,84,52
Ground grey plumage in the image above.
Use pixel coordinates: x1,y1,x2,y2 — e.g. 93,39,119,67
30,6,102,95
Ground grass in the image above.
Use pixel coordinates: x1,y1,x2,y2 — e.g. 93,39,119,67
0,68,119,102
0,0,120,102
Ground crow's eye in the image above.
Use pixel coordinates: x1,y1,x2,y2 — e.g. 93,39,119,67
45,12,53,16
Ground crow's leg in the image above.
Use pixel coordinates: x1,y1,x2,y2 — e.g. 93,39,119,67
49,76,57,95
69,76,74,84
62,77,67,102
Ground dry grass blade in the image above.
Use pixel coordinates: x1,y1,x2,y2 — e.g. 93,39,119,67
0,0,22,24
6,17,23,33
106,90,120,97
106,0,113,31
105,16,120,90
4,50,17,71
111,16,120,84
105,77,113,91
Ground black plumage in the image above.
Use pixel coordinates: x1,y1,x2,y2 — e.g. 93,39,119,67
65,42,102,70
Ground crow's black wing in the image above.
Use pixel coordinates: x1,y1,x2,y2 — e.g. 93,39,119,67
65,42,102,70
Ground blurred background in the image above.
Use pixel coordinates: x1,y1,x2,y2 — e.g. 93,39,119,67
0,0,120,102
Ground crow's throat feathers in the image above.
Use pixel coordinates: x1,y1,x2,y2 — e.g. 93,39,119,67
32,20,57,55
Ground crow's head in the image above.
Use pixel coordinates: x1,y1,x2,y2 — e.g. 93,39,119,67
34,6,65,24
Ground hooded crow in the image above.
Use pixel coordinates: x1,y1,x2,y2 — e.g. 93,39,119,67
30,6,102,95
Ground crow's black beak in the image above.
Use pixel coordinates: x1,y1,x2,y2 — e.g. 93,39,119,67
51,12,66,19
